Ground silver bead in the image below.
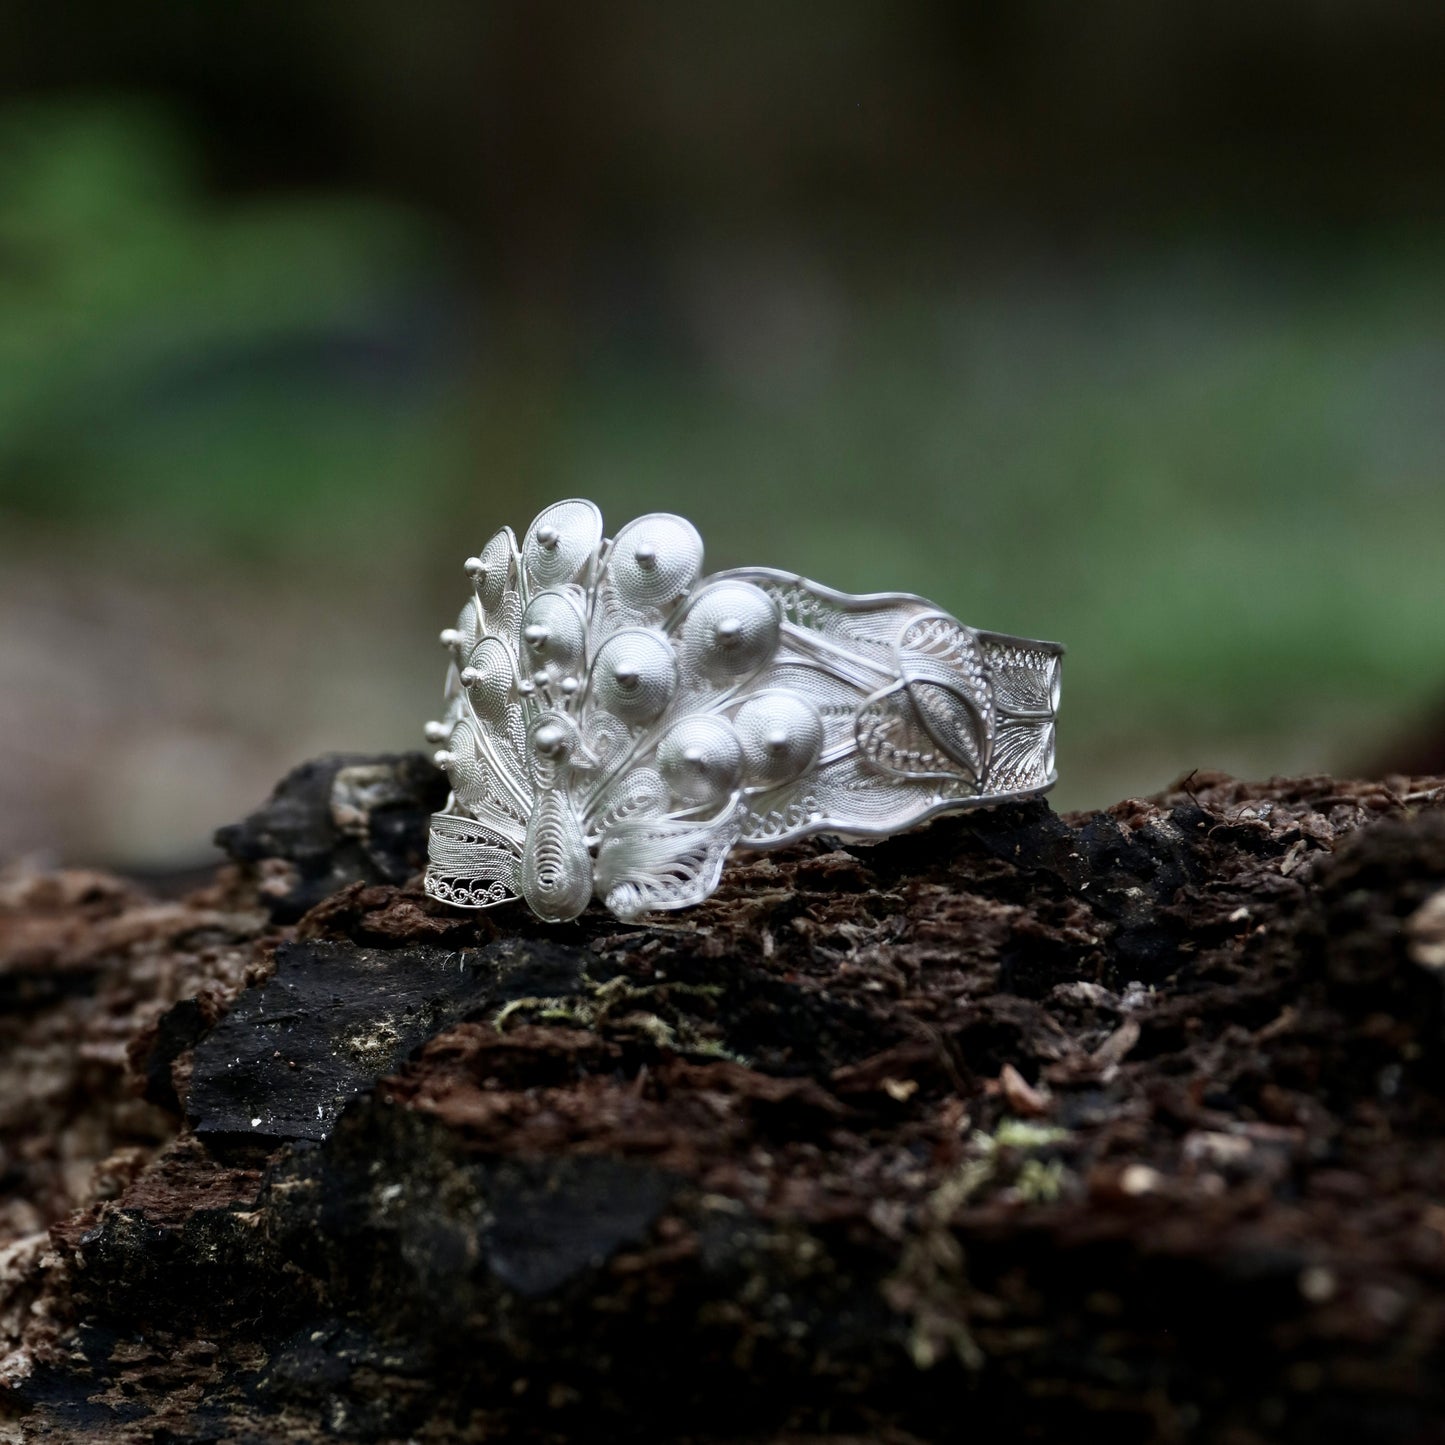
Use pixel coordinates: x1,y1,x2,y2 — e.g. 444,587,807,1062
521,591,586,674
604,513,703,609
592,629,676,724
472,527,515,611
735,692,824,786
656,715,743,804
523,502,602,591
534,721,569,758
679,580,779,683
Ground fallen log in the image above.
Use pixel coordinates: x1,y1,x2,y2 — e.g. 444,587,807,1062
3,758,1445,1442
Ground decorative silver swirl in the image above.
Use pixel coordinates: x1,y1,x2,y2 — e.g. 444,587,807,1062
424,501,1063,922
521,787,592,923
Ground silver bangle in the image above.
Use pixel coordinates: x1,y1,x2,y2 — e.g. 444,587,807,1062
424,500,1062,923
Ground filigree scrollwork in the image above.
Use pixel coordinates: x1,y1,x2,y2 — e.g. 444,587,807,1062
424,503,1062,921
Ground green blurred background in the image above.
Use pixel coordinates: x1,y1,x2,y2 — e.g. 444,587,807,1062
1,1,1442,869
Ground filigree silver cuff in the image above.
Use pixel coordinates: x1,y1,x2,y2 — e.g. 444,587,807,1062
423,500,1062,923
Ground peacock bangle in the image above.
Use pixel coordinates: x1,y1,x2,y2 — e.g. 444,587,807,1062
423,500,1062,923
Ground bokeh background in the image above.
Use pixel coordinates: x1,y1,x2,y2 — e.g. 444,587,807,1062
2,1,1443,873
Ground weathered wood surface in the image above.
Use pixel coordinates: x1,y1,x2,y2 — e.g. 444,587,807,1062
3,756,1445,1443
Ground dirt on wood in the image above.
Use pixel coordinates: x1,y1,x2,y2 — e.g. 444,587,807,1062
3,757,1445,1443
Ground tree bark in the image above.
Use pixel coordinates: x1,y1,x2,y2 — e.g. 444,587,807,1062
4,756,1445,1443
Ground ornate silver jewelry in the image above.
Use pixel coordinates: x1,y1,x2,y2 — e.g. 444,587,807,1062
424,500,1062,923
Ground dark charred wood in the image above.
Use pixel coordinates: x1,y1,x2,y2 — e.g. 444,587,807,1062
4,757,1445,1443
212,751,449,924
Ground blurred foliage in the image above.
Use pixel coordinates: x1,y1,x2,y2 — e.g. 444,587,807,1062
498,245,1445,761
0,100,461,557
1,99,1443,824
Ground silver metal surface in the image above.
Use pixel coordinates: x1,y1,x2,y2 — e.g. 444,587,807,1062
424,500,1063,922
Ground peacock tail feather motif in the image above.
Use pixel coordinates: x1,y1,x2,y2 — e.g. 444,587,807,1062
424,500,1062,922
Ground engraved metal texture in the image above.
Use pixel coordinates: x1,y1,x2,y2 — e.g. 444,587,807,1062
424,500,1062,922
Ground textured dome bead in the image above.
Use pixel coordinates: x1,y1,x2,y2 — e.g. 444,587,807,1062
459,635,514,725
474,527,515,612
678,580,779,683
591,629,677,725
441,717,487,797
607,513,704,609
520,590,586,676
734,691,824,786
655,715,744,805
453,597,484,654
523,500,601,588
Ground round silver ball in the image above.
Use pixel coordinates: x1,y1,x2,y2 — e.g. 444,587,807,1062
679,581,779,683
735,692,824,786
518,679,536,696
433,749,453,769
523,502,600,588
534,720,569,758
520,591,586,674
592,629,677,725
473,528,513,610
463,556,486,580
462,636,516,727
525,711,581,784
656,715,744,805
606,514,703,609
439,627,462,648
423,720,448,743
560,675,579,696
